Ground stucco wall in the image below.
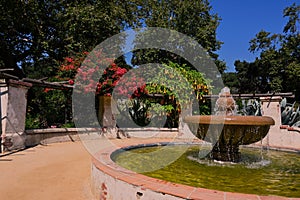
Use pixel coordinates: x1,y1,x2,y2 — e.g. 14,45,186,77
258,96,300,151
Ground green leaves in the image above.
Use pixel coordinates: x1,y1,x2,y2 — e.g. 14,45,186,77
145,62,210,105
230,3,300,98
283,3,300,34
130,0,224,73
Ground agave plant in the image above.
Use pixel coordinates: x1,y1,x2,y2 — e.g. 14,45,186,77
281,98,300,127
239,99,262,116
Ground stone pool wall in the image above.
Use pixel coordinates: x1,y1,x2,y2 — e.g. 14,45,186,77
90,140,295,200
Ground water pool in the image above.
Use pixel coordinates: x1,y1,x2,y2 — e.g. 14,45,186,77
112,144,300,197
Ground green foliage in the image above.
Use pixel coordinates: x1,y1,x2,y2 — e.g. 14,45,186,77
221,72,239,93
227,3,300,99
130,0,225,73
281,98,300,127
283,3,300,34
233,60,269,93
25,88,72,129
61,122,75,128
128,99,151,127
0,0,137,78
145,62,210,104
25,113,41,129
116,61,211,128
1,0,224,128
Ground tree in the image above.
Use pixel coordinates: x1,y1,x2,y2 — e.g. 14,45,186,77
233,60,269,93
0,0,138,79
230,3,300,97
0,0,139,128
1,0,224,128
1,0,224,81
130,0,226,73
221,72,239,93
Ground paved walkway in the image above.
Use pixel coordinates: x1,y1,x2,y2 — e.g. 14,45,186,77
0,142,95,200
0,136,188,200
1,137,298,200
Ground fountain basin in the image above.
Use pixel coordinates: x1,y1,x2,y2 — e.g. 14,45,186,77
91,140,300,199
184,115,275,162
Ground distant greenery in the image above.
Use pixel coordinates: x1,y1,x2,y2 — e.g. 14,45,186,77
223,3,300,100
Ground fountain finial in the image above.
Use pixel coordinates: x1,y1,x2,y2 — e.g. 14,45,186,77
215,87,237,116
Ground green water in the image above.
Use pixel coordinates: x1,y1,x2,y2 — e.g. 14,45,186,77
112,145,300,197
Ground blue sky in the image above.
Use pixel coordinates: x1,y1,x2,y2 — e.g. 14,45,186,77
210,0,298,72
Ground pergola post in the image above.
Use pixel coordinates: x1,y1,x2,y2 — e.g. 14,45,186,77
1,79,32,152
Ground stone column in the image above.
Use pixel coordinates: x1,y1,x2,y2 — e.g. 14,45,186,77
178,103,195,139
98,95,121,138
1,79,32,151
259,96,282,146
98,96,117,128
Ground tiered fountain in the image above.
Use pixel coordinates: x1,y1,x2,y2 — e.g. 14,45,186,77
94,87,300,199
184,87,275,162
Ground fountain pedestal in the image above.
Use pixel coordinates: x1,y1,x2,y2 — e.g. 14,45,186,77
211,143,240,162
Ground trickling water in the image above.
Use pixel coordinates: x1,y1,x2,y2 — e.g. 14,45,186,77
260,139,264,160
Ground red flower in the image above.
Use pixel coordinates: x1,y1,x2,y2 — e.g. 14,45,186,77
111,63,117,68
116,68,127,76
65,57,74,63
68,79,74,85
44,88,51,93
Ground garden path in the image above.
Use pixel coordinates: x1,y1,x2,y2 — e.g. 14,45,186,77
0,141,94,200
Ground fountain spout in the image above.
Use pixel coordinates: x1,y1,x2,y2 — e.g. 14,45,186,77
215,87,237,116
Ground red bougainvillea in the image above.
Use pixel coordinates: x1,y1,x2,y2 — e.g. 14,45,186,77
56,51,209,102
56,51,147,97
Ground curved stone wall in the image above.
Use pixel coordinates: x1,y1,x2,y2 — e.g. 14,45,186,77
91,140,294,200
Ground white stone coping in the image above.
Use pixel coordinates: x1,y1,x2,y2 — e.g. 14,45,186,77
25,127,102,135
25,127,178,135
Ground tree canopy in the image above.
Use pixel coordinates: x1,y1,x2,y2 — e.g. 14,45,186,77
0,0,137,79
0,0,224,128
0,0,224,79
225,3,300,99
131,0,225,73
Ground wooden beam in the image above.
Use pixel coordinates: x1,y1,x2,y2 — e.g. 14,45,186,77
21,78,73,90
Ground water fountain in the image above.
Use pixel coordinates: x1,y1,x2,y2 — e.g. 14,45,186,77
184,87,275,162
91,87,300,199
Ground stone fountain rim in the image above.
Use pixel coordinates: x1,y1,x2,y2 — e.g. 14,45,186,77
91,140,295,199
184,115,275,126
